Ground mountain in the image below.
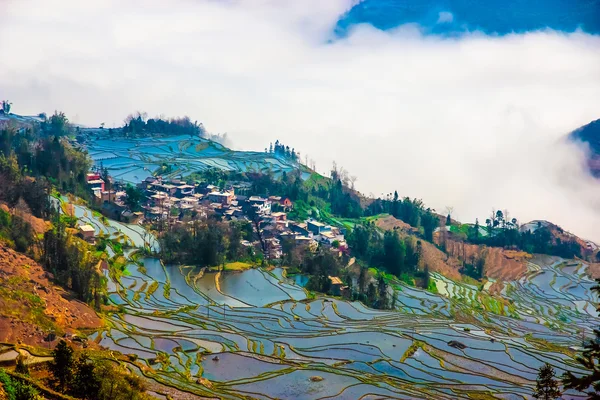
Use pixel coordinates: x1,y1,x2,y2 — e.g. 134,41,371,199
569,118,600,177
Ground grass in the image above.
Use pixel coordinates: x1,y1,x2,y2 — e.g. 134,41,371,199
400,340,425,363
223,262,253,271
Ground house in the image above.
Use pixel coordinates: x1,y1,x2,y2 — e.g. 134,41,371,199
249,196,271,214
88,179,105,192
181,196,199,207
150,192,169,206
271,212,287,222
175,184,195,198
78,225,95,241
121,210,143,224
307,219,331,235
208,191,234,205
328,276,344,296
150,182,177,196
264,237,282,259
269,196,293,209
100,190,117,203
86,172,101,182
290,222,310,237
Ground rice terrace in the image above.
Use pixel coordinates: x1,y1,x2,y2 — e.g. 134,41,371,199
1,0,600,399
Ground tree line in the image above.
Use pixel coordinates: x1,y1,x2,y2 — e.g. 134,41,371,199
465,212,582,259
121,113,205,137
159,218,257,267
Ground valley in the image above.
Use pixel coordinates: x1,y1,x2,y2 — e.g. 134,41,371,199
0,111,599,399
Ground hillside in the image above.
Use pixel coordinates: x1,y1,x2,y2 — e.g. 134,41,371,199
80,129,307,184
0,244,102,346
569,118,600,177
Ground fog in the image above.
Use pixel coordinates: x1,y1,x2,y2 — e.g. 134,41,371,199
1,0,600,241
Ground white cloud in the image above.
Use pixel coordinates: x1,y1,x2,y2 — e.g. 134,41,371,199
1,0,600,241
437,11,454,24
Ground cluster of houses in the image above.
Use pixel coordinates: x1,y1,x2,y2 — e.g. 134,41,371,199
84,173,348,261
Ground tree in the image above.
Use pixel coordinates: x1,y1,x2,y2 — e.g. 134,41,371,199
15,355,29,375
125,184,144,211
1,100,12,114
564,281,600,397
533,363,561,399
50,340,74,391
72,353,101,400
377,275,388,309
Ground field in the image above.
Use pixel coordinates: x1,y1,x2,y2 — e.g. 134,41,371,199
83,134,306,184
56,131,600,398
50,195,595,399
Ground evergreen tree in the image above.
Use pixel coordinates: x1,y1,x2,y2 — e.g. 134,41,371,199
366,282,377,306
15,355,29,375
377,275,388,310
50,340,74,391
564,281,600,397
533,363,561,399
423,265,431,290
72,353,101,400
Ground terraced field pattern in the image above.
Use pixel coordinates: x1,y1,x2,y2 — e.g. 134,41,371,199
50,201,590,398
84,134,305,183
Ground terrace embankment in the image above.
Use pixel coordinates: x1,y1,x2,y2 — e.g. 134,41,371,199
0,244,102,346
375,215,529,284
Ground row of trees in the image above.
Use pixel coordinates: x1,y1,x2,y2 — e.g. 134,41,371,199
122,113,205,137
159,218,255,267
267,140,298,161
466,214,581,259
46,340,150,400
365,191,440,241
348,224,422,278
42,208,104,307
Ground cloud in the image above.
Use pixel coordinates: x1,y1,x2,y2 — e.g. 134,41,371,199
1,0,600,241
437,11,454,24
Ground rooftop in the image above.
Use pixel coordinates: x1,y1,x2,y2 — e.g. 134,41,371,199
328,276,343,285
79,225,95,232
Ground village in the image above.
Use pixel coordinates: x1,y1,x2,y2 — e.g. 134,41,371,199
81,171,348,266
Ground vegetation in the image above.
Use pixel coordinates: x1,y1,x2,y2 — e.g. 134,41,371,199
267,139,299,161
42,208,104,307
160,218,256,267
48,340,150,399
0,369,41,400
365,191,440,241
563,281,600,397
0,207,35,253
347,224,421,278
533,363,561,399
122,113,205,137
466,213,581,259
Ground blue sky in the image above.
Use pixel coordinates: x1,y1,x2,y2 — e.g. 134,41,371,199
337,0,600,36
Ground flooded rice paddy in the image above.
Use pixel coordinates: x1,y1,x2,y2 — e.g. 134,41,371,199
97,251,596,399
55,192,596,398
84,135,304,184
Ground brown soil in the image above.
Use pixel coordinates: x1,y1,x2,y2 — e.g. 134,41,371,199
375,215,417,233
374,215,529,284
0,244,102,346
442,239,530,282
586,262,600,279
0,202,50,236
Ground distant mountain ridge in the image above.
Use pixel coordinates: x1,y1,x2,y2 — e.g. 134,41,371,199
569,118,600,177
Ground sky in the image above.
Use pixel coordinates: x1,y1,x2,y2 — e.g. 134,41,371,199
1,0,600,241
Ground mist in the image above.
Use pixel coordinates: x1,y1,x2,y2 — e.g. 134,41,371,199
1,0,599,241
